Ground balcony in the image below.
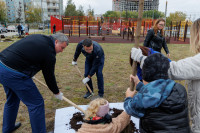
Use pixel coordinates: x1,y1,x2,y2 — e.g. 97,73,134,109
47,6,59,9
46,0,59,3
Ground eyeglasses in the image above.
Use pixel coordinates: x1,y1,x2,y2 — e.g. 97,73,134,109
158,24,164,27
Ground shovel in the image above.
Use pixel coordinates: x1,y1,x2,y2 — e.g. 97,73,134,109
32,77,86,114
74,65,94,96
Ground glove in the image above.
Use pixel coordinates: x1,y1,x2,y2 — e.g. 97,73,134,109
131,47,143,62
72,60,77,66
55,92,63,100
82,77,90,84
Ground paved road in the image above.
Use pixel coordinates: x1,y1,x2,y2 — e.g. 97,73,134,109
0,29,46,37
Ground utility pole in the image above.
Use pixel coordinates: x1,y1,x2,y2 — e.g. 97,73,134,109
126,0,128,19
152,0,154,20
164,0,168,28
41,0,44,32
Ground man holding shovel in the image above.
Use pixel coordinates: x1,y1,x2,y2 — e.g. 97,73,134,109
72,38,105,99
0,33,68,133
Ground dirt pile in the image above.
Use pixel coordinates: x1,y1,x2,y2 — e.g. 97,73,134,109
68,108,139,132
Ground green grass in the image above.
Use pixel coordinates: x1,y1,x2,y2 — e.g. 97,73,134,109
0,40,193,132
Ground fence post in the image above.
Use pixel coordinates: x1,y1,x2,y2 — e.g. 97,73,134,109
70,19,72,36
62,18,64,33
79,20,80,37
120,20,122,36
123,29,125,39
127,27,130,40
184,21,188,42
177,21,181,40
170,21,172,38
89,27,90,37
86,20,88,36
143,21,145,37
131,27,134,41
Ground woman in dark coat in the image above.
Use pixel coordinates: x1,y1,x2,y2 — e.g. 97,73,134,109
144,18,170,57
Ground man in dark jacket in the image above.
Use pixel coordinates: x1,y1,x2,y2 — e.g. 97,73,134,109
124,53,190,133
72,38,105,98
53,24,56,34
0,33,69,133
17,24,22,37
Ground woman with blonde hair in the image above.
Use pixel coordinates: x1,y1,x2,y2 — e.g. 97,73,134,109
131,18,200,133
144,18,170,57
76,98,130,133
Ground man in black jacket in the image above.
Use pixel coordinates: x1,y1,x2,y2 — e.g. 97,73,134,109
0,33,68,133
72,38,105,98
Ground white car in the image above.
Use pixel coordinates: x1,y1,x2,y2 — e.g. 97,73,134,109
7,25,17,32
0,25,8,33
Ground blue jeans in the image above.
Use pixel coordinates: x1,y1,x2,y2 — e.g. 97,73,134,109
84,57,104,96
0,62,46,133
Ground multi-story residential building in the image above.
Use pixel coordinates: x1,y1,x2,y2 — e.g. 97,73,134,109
5,0,63,22
46,0,63,20
112,0,159,12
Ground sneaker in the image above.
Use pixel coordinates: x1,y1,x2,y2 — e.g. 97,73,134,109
83,92,92,99
11,122,21,132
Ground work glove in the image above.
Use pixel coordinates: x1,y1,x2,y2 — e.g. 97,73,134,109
131,47,143,62
82,77,90,84
72,60,77,66
55,92,63,100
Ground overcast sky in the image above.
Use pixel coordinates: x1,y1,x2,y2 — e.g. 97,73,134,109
63,0,200,21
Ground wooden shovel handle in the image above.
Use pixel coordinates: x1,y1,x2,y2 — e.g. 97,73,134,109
62,96,86,114
74,65,94,95
32,77,85,114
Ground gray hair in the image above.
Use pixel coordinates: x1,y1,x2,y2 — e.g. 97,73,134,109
51,33,69,45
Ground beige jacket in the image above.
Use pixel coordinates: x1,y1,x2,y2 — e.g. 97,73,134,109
76,111,130,133
168,53,200,133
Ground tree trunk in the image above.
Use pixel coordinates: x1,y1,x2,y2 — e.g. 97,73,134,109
130,0,144,91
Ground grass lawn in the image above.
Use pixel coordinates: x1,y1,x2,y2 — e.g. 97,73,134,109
0,40,194,132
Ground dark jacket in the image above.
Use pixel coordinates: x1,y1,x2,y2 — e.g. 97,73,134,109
124,80,190,133
17,25,22,31
0,34,59,94
144,29,169,54
73,40,104,77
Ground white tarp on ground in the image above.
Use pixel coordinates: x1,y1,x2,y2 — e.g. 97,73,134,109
54,102,140,133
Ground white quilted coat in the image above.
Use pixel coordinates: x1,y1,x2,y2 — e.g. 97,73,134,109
168,53,200,133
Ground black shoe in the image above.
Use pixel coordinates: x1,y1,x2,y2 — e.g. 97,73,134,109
99,95,103,98
83,92,92,99
11,122,21,132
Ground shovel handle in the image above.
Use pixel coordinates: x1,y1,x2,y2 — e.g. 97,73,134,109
32,77,86,114
74,65,94,95
62,96,86,114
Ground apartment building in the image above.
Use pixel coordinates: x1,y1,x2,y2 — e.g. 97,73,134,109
112,0,159,12
5,0,63,22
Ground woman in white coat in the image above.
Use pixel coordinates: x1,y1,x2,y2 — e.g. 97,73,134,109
130,18,200,133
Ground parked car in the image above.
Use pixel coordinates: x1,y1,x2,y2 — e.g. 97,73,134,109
38,24,45,30
0,25,8,33
7,25,17,32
